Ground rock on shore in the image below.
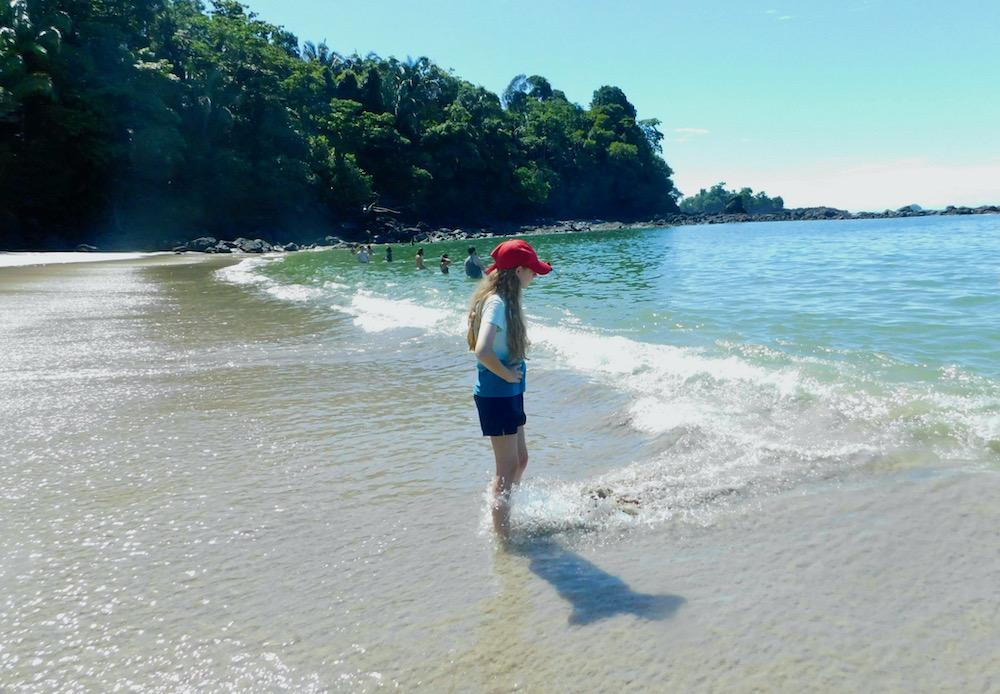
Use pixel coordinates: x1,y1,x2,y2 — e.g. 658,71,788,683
163,204,1000,256
172,237,301,254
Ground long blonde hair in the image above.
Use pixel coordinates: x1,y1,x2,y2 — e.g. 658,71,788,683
467,268,528,361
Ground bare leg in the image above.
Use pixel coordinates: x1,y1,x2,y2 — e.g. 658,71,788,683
490,429,527,538
511,426,529,486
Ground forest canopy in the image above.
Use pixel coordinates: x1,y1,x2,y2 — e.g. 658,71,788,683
680,183,785,215
0,0,680,249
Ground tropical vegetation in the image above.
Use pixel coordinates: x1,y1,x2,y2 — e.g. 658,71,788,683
1,0,680,250
679,182,785,215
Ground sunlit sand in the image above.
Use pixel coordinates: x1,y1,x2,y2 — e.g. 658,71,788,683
0,252,163,268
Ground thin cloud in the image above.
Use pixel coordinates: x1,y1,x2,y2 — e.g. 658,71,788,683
673,128,710,143
850,1,880,12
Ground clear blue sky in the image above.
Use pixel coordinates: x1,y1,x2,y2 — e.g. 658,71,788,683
240,0,998,211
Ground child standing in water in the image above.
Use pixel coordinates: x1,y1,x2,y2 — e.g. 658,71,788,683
467,239,552,538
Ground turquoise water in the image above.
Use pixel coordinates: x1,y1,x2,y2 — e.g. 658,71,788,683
262,215,1000,376
234,214,1000,509
3,215,1000,692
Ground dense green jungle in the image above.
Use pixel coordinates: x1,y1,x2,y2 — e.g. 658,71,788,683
1,0,689,250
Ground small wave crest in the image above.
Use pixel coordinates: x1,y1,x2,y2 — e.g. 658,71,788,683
215,257,326,303
214,256,275,286
516,323,1000,540
349,291,460,334
216,256,467,335
536,322,999,463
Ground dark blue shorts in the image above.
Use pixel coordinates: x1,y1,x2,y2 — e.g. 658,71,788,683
474,394,526,437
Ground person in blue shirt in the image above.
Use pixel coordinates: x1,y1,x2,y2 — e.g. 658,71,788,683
466,239,552,538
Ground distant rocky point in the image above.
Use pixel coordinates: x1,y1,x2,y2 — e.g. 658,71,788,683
640,203,1000,227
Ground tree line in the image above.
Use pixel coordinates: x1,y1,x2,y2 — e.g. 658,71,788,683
0,0,680,250
679,183,784,215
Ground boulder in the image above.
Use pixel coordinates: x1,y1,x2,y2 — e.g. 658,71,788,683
187,236,218,252
723,196,746,214
233,237,272,253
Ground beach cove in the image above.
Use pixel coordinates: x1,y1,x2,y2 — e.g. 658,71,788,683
2,215,1000,692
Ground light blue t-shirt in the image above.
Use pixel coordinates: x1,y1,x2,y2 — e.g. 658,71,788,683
474,294,526,397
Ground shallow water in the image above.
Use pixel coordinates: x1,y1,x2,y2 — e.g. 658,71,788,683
2,216,1000,692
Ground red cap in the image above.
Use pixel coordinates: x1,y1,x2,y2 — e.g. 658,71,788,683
485,239,552,275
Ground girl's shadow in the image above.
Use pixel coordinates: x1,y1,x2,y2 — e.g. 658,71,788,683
513,537,685,626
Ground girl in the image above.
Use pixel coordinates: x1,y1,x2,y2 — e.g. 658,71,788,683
467,239,552,538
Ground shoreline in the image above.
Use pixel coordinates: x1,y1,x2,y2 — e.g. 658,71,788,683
154,201,1000,253
516,202,1000,235
3,204,997,259
321,202,1000,249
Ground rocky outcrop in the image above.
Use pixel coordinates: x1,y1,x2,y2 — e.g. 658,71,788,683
184,236,220,252
847,204,999,220
723,196,746,214
162,204,1000,256
643,204,999,227
172,236,304,255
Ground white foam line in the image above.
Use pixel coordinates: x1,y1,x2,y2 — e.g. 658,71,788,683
214,256,280,285
532,323,803,396
0,252,166,268
349,291,461,333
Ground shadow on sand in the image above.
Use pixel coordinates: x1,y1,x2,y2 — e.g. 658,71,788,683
513,537,685,626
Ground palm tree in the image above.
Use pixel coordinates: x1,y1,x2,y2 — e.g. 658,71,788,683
0,0,65,127
302,40,341,68
386,56,444,138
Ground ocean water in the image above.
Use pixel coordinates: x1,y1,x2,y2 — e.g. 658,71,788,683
2,215,1000,692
